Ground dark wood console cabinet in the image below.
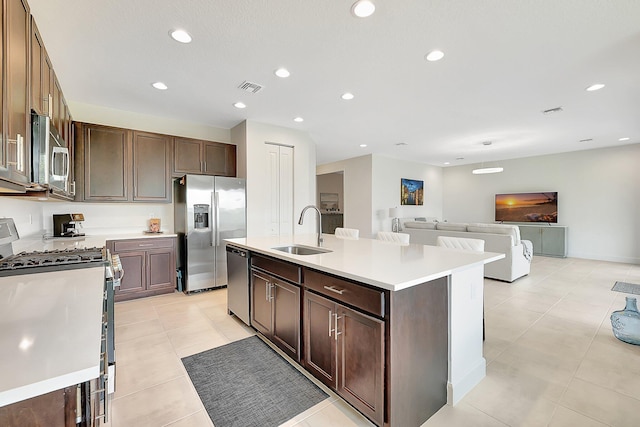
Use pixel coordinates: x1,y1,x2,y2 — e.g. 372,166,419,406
107,237,176,302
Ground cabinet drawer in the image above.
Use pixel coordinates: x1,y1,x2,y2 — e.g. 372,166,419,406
304,268,385,318
112,238,174,252
251,254,301,284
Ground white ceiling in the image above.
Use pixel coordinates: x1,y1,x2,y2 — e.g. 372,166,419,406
28,0,640,166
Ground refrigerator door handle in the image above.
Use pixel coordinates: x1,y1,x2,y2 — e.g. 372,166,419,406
214,191,220,246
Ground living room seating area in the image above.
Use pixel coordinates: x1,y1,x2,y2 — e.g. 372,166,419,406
402,220,533,282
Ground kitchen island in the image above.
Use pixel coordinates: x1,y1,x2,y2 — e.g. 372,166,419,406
226,234,504,427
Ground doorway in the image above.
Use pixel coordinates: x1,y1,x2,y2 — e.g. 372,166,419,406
316,172,344,234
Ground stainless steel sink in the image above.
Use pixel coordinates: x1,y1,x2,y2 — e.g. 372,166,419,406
271,245,332,255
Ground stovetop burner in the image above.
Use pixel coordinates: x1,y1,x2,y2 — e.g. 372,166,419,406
0,247,107,274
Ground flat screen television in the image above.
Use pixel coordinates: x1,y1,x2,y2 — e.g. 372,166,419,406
495,192,558,223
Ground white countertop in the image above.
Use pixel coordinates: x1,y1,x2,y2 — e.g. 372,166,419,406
12,232,178,253
226,235,504,291
0,266,106,407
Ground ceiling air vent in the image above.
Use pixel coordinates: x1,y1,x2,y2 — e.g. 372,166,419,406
542,106,563,115
238,81,264,94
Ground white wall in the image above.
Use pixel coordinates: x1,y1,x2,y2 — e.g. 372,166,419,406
0,198,45,237
244,120,316,237
371,154,443,235
317,155,373,237
317,154,443,238
443,144,640,264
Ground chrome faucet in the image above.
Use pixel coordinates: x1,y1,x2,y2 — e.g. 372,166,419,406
298,205,323,247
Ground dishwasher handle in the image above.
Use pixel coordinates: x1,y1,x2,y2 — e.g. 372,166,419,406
226,246,247,257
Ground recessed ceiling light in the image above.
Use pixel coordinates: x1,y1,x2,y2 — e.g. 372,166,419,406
359,144,367,148
351,1,375,18
274,68,290,78
341,92,355,100
444,162,450,165
293,117,304,122
425,50,445,62
586,83,605,92
152,82,168,90
233,102,246,109
619,137,630,141
169,29,192,43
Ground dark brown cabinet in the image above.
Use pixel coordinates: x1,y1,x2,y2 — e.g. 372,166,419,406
173,137,236,177
132,131,172,202
75,123,172,203
75,122,130,201
107,237,176,302
250,255,301,361
0,0,30,184
303,279,385,426
0,386,77,427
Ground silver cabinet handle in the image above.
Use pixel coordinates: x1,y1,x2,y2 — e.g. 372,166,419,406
138,243,154,247
323,285,344,295
269,283,275,301
334,313,342,341
328,310,333,337
7,134,24,171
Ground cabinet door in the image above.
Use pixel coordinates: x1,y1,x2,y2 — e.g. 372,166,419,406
114,251,146,299
303,292,337,388
173,138,203,175
337,305,385,427
5,0,30,183
519,226,542,255
83,125,130,201
132,131,171,202
271,278,300,360
147,248,175,290
30,19,44,115
203,141,236,176
250,271,273,336
541,227,567,257
42,55,52,116
0,387,76,427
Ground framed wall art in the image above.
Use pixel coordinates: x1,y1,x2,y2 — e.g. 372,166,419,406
401,178,424,205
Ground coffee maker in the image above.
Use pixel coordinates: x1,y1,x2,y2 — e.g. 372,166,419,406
53,213,85,237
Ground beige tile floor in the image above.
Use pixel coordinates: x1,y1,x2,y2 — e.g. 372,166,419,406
106,256,640,427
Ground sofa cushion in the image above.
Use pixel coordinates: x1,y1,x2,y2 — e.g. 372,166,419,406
436,222,468,232
467,223,521,243
404,221,436,230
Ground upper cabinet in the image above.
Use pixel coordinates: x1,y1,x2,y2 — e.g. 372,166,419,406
173,137,236,177
0,0,31,184
74,122,172,203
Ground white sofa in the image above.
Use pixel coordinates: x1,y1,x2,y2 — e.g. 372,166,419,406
402,220,533,282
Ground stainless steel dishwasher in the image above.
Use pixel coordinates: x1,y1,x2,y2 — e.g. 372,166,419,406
226,245,250,326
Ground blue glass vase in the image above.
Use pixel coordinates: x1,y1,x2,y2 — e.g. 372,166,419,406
611,297,640,345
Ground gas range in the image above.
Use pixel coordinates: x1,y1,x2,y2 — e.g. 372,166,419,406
0,218,108,277
0,247,108,277
0,247,108,276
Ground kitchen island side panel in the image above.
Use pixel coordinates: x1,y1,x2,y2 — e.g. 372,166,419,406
387,276,448,427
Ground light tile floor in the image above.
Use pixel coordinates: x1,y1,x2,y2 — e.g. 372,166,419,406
106,256,640,427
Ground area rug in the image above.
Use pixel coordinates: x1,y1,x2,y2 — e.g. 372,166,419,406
181,335,328,427
612,281,640,295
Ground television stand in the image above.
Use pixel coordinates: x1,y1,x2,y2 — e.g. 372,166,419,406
518,224,568,257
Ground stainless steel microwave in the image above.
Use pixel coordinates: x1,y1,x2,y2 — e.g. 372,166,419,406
31,112,72,197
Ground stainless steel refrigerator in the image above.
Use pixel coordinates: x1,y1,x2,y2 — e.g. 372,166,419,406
174,175,246,292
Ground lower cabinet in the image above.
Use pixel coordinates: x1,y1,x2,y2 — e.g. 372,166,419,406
107,237,176,302
304,289,385,427
251,269,300,361
519,224,568,257
0,387,77,427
